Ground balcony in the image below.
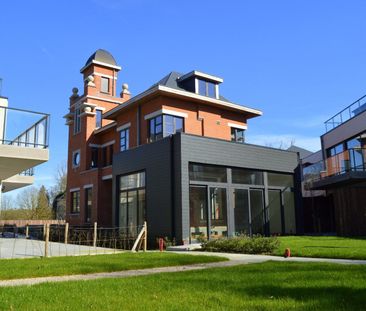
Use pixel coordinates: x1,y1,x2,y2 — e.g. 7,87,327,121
303,148,366,190
325,94,366,132
0,101,49,190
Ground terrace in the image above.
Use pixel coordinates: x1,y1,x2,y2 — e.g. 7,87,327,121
324,94,366,132
303,148,366,190
0,98,49,192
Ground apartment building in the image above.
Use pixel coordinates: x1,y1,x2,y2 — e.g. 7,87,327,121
0,95,49,207
303,94,366,235
65,49,300,244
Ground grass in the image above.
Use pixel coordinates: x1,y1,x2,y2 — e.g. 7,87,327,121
275,236,366,260
0,252,225,280
1,261,366,310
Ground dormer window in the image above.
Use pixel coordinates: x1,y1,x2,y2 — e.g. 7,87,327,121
198,79,216,98
101,77,109,93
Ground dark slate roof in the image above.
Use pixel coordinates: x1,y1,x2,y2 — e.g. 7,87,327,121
149,71,233,104
85,49,117,67
287,145,313,159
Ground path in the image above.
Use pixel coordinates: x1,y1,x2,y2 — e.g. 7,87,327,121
1,251,366,287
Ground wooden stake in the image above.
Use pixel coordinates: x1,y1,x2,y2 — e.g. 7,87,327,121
143,221,147,252
44,224,50,257
64,223,69,244
93,222,97,248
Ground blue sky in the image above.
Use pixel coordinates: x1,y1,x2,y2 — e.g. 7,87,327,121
1,0,366,193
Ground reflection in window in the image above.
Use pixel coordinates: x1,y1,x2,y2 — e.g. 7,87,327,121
232,168,263,185
96,110,102,128
189,163,227,183
71,191,80,214
120,128,129,152
119,171,146,235
197,79,217,98
149,114,183,142
231,128,245,143
267,172,294,188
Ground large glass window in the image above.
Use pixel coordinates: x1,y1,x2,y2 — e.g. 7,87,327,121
71,191,80,214
120,128,129,152
327,143,345,157
284,191,296,234
250,189,264,235
232,168,264,185
234,189,250,235
267,172,294,188
268,190,282,235
119,172,146,235
197,79,217,98
149,114,183,142
231,128,245,143
210,187,228,239
189,163,227,183
190,186,208,241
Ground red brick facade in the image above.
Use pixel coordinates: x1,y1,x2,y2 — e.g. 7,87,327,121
65,51,261,226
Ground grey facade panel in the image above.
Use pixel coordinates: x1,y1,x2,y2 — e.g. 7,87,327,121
112,138,173,242
112,133,300,245
178,133,299,242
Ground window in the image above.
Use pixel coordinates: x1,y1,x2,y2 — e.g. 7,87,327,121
149,114,183,142
71,191,80,214
102,144,113,167
95,110,102,128
74,108,81,134
101,77,109,93
267,172,294,188
197,79,217,98
120,128,129,152
85,188,92,223
90,147,98,168
119,172,146,235
231,128,245,143
72,150,80,168
327,143,344,157
189,163,227,183
232,168,264,185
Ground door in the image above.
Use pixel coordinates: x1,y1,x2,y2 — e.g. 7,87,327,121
209,187,228,239
268,190,283,235
250,189,265,235
189,186,208,242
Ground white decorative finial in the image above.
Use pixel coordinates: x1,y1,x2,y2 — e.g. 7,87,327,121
120,83,130,97
86,75,95,86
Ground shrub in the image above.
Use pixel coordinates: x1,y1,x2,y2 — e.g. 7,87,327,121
201,235,279,254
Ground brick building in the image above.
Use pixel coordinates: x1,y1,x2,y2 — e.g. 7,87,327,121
65,49,300,244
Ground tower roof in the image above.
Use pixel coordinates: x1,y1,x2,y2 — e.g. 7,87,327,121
80,49,121,72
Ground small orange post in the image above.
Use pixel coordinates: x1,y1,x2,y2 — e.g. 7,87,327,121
159,238,164,252
284,248,291,258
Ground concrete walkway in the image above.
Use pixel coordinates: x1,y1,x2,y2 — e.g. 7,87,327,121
1,251,366,287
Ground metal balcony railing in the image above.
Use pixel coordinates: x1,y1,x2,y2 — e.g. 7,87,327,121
325,95,366,132
0,106,50,149
303,148,366,188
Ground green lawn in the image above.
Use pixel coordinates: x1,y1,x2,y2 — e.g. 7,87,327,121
275,236,366,260
1,261,366,310
0,252,225,280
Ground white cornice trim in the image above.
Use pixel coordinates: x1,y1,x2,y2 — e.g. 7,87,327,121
70,187,80,192
179,70,224,83
87,95,124,104
104,84,262,119
94,121,116,134
102,174,112,180
228,122,247,130
116,122,131,132
83,184,93,189
80,60,121,73
158,85,263,116
101,140,115,147
144,108,188,120
93,72,117,80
